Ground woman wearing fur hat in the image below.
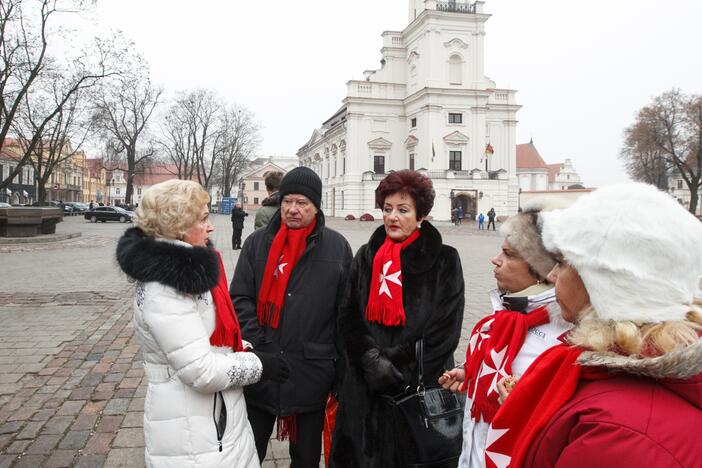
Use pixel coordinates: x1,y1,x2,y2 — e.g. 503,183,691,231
116,179,288,468
330,170,465,467
439,199,572,468
488,183,702,468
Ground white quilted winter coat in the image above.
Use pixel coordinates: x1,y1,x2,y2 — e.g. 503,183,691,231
117,228,262,468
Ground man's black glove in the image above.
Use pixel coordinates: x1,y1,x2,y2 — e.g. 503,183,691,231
252,351,290,383
382,342,414,368
360,348,403,393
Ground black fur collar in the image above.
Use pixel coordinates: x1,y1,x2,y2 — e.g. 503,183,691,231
367,221,443,274
116,227,219,295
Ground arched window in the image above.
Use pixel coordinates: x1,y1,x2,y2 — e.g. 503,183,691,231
449,54,462,85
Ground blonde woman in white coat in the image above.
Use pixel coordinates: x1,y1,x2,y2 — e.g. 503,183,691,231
117,180,289,468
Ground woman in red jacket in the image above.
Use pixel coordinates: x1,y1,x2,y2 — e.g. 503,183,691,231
488,183,702,468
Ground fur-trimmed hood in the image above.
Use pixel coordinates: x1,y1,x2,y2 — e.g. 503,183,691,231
578,338,702,411
578,337,702,381
116,227,219,295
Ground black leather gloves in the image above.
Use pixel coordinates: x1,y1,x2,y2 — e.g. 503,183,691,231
382,342,414,368
361,348,403,393
252,350,290,383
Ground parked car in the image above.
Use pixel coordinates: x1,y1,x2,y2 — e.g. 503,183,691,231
84,206,134,223
0,202,11,208
67,202,88,214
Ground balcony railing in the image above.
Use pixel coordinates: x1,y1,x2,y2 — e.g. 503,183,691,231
436,1,476,13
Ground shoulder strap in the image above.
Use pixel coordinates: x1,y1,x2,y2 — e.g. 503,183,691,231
416,338,425,388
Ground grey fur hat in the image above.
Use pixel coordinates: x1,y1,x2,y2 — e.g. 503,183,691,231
499,197,573,280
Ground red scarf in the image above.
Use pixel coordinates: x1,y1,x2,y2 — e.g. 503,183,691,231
210,251,244,352
365,229,420,326
484,344,609,468
257,218,317,328
461,307,550,422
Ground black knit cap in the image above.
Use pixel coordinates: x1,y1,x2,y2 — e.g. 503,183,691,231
278,167,322,209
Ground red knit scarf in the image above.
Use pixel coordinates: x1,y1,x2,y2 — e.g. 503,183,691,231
484,344,609,468
365,229,420,326
461,307,550,422
257,219,317,328
210,251,244,352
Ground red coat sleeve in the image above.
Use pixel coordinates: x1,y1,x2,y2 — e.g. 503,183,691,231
554,421,680,468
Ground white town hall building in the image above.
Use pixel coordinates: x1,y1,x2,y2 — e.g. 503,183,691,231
297,0,521,221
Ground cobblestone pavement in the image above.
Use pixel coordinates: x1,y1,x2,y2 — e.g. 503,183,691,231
0,213,501,467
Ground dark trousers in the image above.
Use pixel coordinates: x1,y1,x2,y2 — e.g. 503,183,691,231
247,404,325,468
487,219,496,230
232,228,243,249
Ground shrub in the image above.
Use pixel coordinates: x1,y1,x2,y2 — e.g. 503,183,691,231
360,213,375,221
344,214,356,220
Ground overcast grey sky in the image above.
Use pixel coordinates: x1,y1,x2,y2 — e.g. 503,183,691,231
94,0,702,187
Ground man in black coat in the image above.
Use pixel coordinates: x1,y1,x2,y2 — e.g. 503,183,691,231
487,207,497,231
230,202,247,249
230,167,352,467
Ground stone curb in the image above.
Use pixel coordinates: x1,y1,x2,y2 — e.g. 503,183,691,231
0,232,82,245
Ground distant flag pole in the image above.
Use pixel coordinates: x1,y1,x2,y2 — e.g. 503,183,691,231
484,143,494,172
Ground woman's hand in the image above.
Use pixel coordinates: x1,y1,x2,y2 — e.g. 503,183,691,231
497,375,518,405
438,368,465,393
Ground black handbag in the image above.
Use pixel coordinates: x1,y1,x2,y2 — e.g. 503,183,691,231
383,338,464,468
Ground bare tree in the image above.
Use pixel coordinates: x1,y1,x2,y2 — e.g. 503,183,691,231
216,105,260,197
159,108,197,179
157,89,222,189
621,89,702,214
92,54,162,205
13,72,95,202
0,0,110,190
620,108,669,190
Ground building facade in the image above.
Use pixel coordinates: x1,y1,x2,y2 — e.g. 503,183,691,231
47,148,86,203
84,159,108,204
547,159,581,190
516,141,550,191
239,162,290,211
297,0,521,220
107,168,127,206
0,139,36,204
516,141,584,191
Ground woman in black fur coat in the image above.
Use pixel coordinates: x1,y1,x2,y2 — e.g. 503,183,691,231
329,170,465,467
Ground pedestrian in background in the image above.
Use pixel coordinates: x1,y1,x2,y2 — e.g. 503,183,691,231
231,202,248,250
231,167,353,467
478,212,485,230
456,205,464,225
492,183,702,467
439,199,571,468
254,171,283,230
487,207,496,230
330,170,464,467
116,179,289,468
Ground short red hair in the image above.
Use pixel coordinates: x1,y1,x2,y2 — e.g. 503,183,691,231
375,170,435,220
